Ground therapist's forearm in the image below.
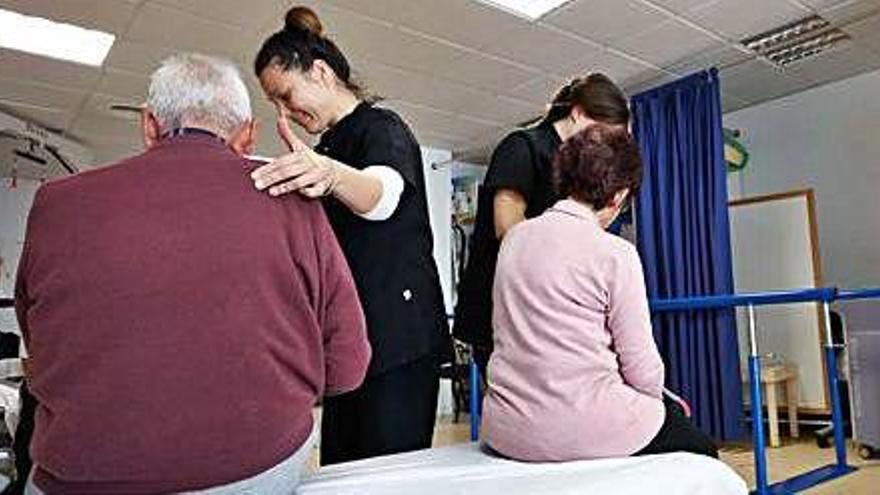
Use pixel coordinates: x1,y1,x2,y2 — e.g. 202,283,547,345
494,189,527,239
328,158,383,214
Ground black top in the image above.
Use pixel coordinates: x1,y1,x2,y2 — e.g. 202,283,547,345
317,102,452,375
453,121,562,349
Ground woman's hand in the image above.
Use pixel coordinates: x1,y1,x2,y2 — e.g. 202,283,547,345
250,116,338,198
255,107,385,216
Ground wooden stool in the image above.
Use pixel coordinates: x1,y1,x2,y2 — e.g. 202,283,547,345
761,363,800,447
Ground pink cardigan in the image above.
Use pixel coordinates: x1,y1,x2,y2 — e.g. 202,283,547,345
482,199,665,461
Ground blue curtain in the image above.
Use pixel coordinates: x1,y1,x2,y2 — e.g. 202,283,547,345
632,69,743,441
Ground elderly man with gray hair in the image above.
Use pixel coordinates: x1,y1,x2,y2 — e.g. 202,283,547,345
15,53,370,494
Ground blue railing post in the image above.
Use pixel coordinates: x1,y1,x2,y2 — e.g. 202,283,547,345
469,358,480,441
649,287,859,493
821,302,849,468
746,304,770,494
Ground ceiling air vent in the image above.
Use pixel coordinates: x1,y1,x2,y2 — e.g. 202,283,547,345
741,14,850,67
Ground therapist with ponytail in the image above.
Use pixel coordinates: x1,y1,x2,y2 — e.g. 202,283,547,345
454,74,631,378
253,6,452,464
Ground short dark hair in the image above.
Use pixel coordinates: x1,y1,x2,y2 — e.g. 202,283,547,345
545,73,630,126
553,125,643,209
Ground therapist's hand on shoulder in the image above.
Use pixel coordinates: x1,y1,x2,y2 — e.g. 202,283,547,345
251,115,338,198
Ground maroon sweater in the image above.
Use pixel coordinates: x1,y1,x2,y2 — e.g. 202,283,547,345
14,134,370,493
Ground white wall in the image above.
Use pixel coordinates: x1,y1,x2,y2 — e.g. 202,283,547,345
420,146,456,418
725,68,880,290
0,179,40,335
421,147,453,315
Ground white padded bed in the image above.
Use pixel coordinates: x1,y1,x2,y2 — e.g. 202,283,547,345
298,443,747,494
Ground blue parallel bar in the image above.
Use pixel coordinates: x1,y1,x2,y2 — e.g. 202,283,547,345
651,288,837,313
836,287,880,301
748,355,769,494
824,346,849,467
760,464,857,494
469,359,480,441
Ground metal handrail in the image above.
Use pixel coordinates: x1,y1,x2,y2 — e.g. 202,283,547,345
836,287,880,302
650,288,836,312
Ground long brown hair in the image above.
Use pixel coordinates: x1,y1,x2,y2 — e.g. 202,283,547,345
544,73,630,126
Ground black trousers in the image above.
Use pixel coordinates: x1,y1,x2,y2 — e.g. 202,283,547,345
472,345,491,383
635,397,719,458
320,356,440,465
11,381,36,495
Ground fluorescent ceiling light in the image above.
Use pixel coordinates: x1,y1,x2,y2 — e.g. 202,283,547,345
0,7,115,66
474,0,572,21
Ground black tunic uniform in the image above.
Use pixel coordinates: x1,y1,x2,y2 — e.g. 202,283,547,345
453,121,561,375
316,102,452,464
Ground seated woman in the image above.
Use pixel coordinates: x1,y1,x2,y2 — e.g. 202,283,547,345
481,125,717,462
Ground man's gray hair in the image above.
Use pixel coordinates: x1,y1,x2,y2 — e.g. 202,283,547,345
147,53,252,136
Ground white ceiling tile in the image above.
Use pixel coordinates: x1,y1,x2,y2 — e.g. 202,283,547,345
0,49,101,91
482,24,605,76
436,50,537,91
381,100,500,141
79,93,141,121
841,11,880,51
67,107,142,145
322,12,465,81
125,3,252,64
645,0,717,13
622,70,682,95
665,44,754,75
104,40,178,76
685,0,812,40
543,0,672,44
0,77,86,111
96,69,150,100
150,0,282,30
820,0,880,23
780,40,880,86
359,64,505,123
613,19,721,66
0,0,139,34
797,0,858,10
462,95,543,127
718,58,803,106
505,76,569,105
0,102,74,132
330,0,601,78
322,0,518,49
583,50,659,82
